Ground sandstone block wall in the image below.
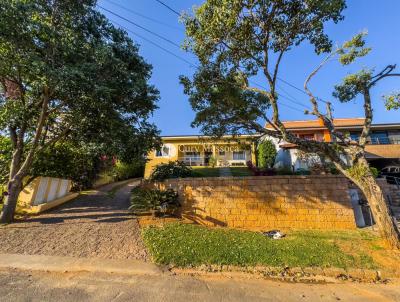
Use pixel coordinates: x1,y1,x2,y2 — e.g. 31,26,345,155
154,175,356,230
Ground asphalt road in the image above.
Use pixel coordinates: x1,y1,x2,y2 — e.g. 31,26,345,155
0,268,399,302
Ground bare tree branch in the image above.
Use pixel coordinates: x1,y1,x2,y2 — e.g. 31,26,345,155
272,49,285,87
304,52,336,117
359,65,400,147
369,64,400,87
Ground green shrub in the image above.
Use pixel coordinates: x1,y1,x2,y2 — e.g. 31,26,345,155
208,156,217,168
276,167,293,175
112,161,144,180
370,167,379,178
0,185,5,205
347,163,379,180
31,143,102,190
257,139,277,168
327,162,340,174
150,161,193,181
295,168,311,175
129,186,180,215
0,136,12,186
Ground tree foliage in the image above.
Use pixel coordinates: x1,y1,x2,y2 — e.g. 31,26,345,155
0,136,12,185
30,142,107,189
180,67,270,136
333,69,373,102
383,92,400,110
181,0,346,137
257,139,277,168
0,0,160,222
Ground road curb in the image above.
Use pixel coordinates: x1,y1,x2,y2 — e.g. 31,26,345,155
170,264,400,283
0,253,162,276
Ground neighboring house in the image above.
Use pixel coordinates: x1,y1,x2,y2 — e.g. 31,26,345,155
265,118,400,171
144,135,257,178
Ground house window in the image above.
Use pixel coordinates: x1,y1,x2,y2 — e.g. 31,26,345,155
185,152,201,159
233,151,245,160
155,145,170,157
299,134,315,141
219,151,225,156
350,132,360,142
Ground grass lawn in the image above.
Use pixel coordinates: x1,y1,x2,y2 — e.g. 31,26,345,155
192,167,222,177
142,222,380,269
229,167,253,176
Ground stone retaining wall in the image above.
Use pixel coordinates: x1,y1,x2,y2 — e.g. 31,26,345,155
154,175,356,230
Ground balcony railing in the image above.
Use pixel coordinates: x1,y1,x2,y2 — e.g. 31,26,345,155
178,156,246,166
179,156,203,166
367,138,400,145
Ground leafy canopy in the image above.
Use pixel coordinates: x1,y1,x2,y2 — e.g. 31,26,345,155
180,0,346,136
383,92,400,110
0,0,160,178
333,69,373,102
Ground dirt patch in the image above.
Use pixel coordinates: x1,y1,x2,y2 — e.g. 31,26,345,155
332,231,400,275
137,215,183,228
0,181,148,261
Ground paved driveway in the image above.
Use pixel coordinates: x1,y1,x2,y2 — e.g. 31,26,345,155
0,181,148,261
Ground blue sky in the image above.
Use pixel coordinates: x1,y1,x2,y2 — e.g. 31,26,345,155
98,0,400,135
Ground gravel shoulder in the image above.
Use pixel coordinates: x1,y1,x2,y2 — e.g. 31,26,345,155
0,180,148,261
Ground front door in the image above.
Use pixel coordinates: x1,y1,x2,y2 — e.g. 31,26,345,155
204,151,213,166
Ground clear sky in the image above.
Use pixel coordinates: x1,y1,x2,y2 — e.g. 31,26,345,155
98,0,400,135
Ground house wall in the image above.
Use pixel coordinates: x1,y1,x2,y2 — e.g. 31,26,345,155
153,175,356,230
144,142,180,178
388,130,400,142
264,132,400,171
144,137,256,178
365,144,400,159
261,136,315,171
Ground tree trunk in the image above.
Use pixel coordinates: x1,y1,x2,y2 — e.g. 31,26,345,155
346,161,400,249
0,178,22,223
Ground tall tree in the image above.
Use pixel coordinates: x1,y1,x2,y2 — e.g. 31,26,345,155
180,0,400,248
257,139,277,169
0,0,159,223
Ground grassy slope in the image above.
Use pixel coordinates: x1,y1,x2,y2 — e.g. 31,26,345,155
142,223,377,269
